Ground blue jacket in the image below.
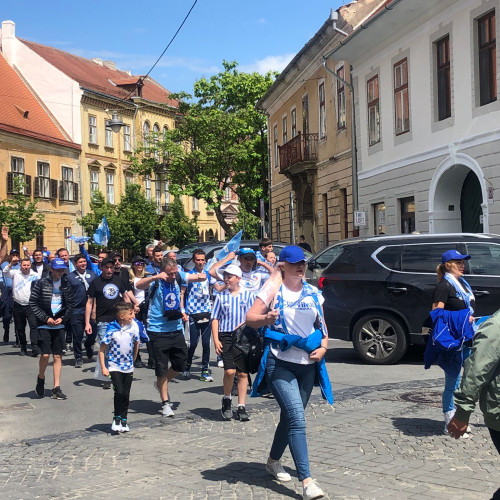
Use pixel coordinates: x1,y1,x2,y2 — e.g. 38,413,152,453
424,308,474,378
250,328,333,404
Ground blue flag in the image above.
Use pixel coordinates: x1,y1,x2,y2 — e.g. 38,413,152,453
93,216,111,247
69,235,91,244
204,229,243,272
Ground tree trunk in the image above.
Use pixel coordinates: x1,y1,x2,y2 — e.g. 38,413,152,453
214,205,232,236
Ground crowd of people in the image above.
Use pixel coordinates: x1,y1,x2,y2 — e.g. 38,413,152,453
2,224,500,500
0,228,330,499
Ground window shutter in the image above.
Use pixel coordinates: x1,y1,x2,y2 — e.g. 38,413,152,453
50,179,58,200
7,172,14,194
59,180,64,201
25,175,32,196
34,177,40,198
73,182,79,203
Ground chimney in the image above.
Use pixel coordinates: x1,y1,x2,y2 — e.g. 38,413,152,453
1,20,17,65
103,60,116,70
92,57,103,66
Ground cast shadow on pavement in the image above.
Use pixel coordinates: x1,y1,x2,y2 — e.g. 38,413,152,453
16,390,43,400
73,378,107,388
201,461,300,498
391,416,443,436
128,399,162,416
189,406,228,421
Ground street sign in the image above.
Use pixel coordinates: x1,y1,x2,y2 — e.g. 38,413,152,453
354,211,367,226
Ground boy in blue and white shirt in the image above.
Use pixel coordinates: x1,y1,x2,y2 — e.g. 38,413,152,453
211,264,256,422
99,302,140,433
181,249,216,381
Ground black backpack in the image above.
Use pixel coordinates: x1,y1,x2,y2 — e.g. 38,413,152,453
230,324,264,374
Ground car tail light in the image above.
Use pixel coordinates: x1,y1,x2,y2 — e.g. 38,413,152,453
318,277,325,288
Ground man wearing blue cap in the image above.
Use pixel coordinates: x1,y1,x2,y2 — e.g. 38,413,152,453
30,257,74,400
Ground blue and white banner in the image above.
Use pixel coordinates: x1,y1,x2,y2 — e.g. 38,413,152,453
93,216,111,247
204,229,242,271
69,235,91,244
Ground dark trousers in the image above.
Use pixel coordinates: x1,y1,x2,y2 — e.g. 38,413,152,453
186,317,211,371
12,302,37,349
489,428,500,455
0,287,14,335
70,314,96,360
110,371,133,419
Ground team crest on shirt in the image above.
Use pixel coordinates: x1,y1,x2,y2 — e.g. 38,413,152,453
165,292,177,308
241,274,261,290
103,283,119,300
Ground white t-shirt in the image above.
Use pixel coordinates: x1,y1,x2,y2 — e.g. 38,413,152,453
3,267,39,305
240,270,264,294
257,283,325,365
133,276,145,305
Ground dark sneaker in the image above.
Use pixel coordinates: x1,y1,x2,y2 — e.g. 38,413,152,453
120,418,130,432
111,417,122,432
236,405,250,421
102,381,112,390
75,358,83,368
19,349,27,356
31,345,40,358
134,360,145,368
35,376,45,398
51,386,67,400
3,332,9,343
86,347,94,360
221,397,232,420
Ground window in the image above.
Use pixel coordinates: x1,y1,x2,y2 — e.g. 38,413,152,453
192,196,199,212
123,125,131,151
319,82,326,139
89,115,97,144
315,245,345,269
61,166,76,202
401,244,459,273
478,11,497,105
105,120,113,148
106,172,114,204
282,116,287,144
225,185,231,201
124,172,133,184
143,121,150,147
36,232,44,249
273,125,278,168
90,170,99,194
337,67,346,129
164,179,170,203
11,156,25,173
367,76,380,146
291,108,297,138
153,123,160,160
394,58,409,135
400,196,415,234
8,157,27,195
436,36,451,120
465,243,500,275
145,175,151,199
275,208,281,241
37,161,50,198
156,183,161,209
64,227,72,253
373,202,386,235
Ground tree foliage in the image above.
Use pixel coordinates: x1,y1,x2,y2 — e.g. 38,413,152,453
0,176,45,245
231,208,260,240
159,197,198,248
78,190,116,249
129,60,276,234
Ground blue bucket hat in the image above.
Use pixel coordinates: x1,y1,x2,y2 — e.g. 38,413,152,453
441,249,471,264
279,245,306,264
51,258,68,270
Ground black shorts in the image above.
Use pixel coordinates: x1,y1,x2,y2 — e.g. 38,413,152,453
149,331,187,377
38,328,66,355
219,331,243,372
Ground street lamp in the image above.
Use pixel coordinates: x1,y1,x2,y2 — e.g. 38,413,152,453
106,110,125,133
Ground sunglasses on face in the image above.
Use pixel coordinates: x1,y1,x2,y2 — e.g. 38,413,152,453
133,262,144,266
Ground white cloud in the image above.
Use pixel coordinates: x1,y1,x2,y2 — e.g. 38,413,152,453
239,53,295,74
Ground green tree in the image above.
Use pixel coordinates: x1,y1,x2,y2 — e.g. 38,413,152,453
77,190,116,249
129,60,276,234
231,209,260,240
113,183,158,255
159,197,198,248
0,176,45,245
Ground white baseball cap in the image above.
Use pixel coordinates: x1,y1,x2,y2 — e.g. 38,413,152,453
217,264,242,279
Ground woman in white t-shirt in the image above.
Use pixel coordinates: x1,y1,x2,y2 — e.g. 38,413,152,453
246,245,328,500
129,256,148,367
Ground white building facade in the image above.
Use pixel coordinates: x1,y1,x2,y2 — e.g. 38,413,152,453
328,0,500,236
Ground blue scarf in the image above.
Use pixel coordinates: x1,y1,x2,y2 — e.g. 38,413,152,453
444,273,475,314
160,279,181,313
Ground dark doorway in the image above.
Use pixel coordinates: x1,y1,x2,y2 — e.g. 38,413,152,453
461,171,483,232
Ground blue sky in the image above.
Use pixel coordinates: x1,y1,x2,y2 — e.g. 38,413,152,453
2,0,346,93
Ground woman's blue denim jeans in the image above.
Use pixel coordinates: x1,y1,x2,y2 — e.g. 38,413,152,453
442,346,471,413
265,353,316,481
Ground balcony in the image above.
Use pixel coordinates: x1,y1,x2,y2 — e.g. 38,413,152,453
278,133,318,175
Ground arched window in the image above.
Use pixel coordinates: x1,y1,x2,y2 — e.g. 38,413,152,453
143,121,150,147
153,123,160,160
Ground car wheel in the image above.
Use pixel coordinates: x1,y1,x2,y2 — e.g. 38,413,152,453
352,313,408,364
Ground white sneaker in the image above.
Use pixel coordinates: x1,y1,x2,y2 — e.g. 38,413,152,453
161,401,174,417
266,460,291,482
443,408,456,434
182,370,190,379
303,479,325,500
120,419,129,432
217,359,224,368
111,417,121,432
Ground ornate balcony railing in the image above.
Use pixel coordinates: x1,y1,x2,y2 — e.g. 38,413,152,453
278,132,318,173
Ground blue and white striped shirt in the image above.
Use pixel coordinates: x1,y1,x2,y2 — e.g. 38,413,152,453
211,288,255,332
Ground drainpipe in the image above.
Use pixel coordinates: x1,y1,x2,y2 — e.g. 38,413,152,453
323,59,358,215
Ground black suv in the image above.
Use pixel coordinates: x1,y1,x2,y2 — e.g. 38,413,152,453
311,233,500,364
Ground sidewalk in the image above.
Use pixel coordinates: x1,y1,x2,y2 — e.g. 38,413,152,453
1,377,498,499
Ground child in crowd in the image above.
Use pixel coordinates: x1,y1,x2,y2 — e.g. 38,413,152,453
266,252,277,266
99,302,140,433
211,265,256,421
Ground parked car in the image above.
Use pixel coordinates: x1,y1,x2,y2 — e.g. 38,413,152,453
178,240,313,271
313,233,500,365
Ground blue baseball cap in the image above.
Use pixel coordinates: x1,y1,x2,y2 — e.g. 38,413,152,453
51,258,68,270
236,248,256,257
279,245,306,264
441,250,471,264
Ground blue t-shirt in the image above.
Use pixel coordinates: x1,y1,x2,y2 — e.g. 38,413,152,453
147,280,183,333
1,261,20,289
185,270,215,315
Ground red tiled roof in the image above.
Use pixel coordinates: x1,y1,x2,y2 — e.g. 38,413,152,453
21,39,178,108
0,53,80,149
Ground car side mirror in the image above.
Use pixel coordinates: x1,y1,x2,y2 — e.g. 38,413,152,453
308,259,318,270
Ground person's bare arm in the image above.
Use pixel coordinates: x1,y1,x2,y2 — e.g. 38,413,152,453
0,226,9,264
246,297,278,329
85,297,95,334
208,251,236,279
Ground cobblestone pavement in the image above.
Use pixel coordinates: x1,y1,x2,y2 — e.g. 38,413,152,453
0,377,499,499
